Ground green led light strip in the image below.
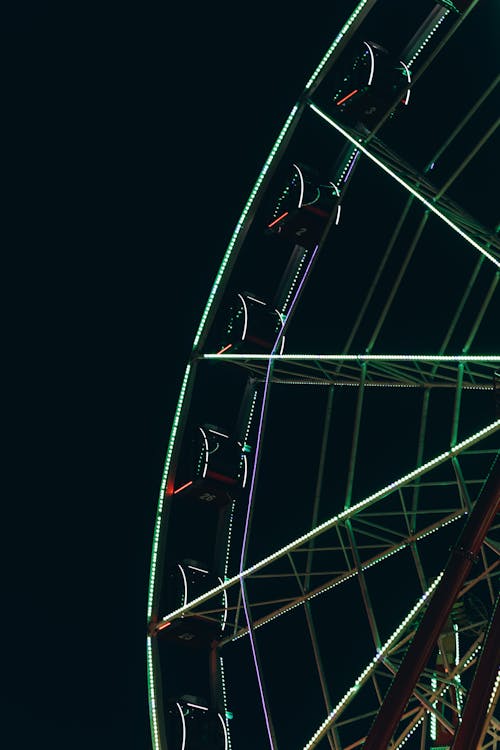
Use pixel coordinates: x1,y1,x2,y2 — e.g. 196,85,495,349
146,364,193,750
256,380,492,390
395,716,424,749
205,353,500,362
147,363,192,619
192,106,298,349
308,102,500,269
305,0,374,90
397,639,482,750
488,667,500,712
147,638,160,750
159,419,500,624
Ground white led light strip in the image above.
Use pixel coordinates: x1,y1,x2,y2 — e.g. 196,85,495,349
281,252,306,315
199,426,210,478
159,419,499,624
401,638,483,749
400,60,411,105
205,353,500,362
219,656,232,750
176,702,187,750
364,41,375,85
293,163,306,207
395,716,424,749
237,294,248,341
430,673,438,740
308,102,500,269
178,564,188,607
218,712,229,750
488,667,500,712
268,382,492,394
228,513,462,642
302,572,445,749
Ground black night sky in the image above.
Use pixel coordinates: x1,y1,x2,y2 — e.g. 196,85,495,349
3,3,498,750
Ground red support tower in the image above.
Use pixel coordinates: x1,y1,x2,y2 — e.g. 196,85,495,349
362,459,500,750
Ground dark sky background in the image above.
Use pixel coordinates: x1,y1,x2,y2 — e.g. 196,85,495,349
3,3,498,749
3,4,342,748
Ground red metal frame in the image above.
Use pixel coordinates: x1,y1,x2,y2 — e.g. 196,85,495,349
362,459,500,750
450,592,500,750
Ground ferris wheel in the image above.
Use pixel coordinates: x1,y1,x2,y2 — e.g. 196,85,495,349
147,2,500,748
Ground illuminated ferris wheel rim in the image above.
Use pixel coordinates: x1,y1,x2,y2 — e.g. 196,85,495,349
147,2,499,749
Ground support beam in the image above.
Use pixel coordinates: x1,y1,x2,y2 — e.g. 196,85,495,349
450,593,500,750
361,457,500,750
157,421,499,626
308,102,500,268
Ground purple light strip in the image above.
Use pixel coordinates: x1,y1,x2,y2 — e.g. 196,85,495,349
238,244,320,749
